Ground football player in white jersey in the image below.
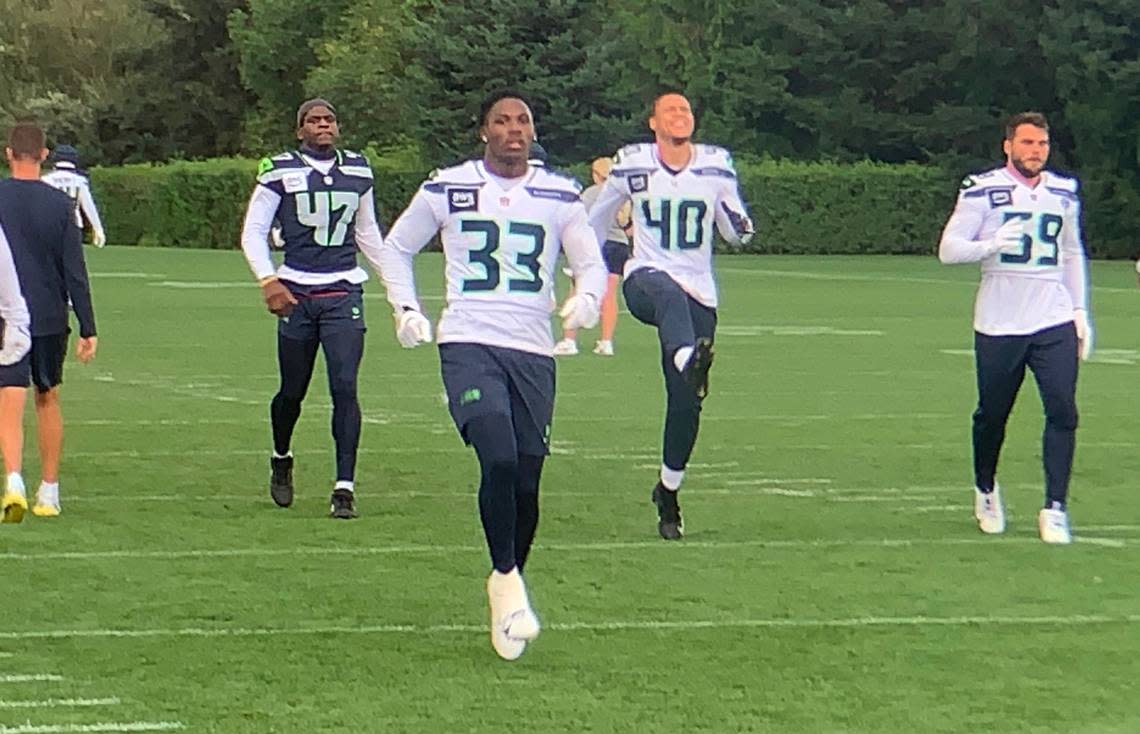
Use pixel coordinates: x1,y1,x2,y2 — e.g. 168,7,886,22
587,91,754,540
42,145,106,248
939,112,1091,545
377,90,607,660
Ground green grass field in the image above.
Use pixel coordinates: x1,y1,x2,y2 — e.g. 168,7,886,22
1,248,1138,734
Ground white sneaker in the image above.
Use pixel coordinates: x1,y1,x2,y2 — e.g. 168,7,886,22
33,484,60,518
593,340,614,356
1038,507,1072,544
552,338,578,356
486,568,541,661
974,485,1005,534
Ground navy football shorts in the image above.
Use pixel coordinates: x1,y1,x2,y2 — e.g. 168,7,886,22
439,342,556,456
277,281,365,341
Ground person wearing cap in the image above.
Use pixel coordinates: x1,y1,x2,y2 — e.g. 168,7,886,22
0,123,98,522
239,98,387,520
42,145,106,248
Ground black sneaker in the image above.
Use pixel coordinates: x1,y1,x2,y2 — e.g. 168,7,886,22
651,482,683,540
329,488,358,519
270,456,294,508
682,338,714,399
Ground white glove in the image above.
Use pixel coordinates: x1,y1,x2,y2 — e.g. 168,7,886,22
395,309,432,349
986,218,1025,256
93,230,107,248
0,321,31,365
559,293,599,331
1073,308,1093,361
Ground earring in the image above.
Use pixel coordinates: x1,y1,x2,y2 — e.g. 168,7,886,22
481,135,488,143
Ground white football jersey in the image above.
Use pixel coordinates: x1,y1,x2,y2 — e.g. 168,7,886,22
939,166,1088,336
379,160,607,356
42,164,104,235
588,143,752,307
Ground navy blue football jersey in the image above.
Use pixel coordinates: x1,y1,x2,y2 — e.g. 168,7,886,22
255,150,374,274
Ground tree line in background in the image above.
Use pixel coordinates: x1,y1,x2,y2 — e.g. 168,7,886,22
0,0,1136,255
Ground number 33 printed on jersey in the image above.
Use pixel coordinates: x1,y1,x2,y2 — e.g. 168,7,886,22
460,218,546,293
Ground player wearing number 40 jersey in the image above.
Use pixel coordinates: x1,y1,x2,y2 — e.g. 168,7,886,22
939,111,1091,545
587,91,754,541
377,90,607,661
240,98,387,520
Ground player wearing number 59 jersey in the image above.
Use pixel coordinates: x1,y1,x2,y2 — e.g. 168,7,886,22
378,90,606,661
240,98,387,520
939,112,1091,545
587,92,754,541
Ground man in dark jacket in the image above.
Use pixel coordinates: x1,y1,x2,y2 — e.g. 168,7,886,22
0,123,97,523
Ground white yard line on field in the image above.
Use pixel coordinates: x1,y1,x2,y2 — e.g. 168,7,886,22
0,535,1128,563
0,675,63,683
0,723,183,734
0,698,120,709
0,614,1133,643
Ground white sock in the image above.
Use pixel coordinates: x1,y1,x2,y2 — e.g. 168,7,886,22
272,450,292,459
38,481,59,495
660,464,684,491
6,472,25,495
334,480,354,492
672,346,694,373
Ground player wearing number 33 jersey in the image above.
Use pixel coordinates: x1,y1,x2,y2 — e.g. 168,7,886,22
377,90,606,662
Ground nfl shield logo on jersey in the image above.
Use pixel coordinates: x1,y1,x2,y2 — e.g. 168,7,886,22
449,189,479,213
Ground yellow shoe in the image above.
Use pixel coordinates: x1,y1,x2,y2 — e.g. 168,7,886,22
1,491,28,524
32,502,59,518
32,485,60,517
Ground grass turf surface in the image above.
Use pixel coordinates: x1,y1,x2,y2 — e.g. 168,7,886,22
1,248,1137,733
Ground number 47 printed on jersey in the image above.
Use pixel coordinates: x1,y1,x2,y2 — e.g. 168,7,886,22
295,192,359,247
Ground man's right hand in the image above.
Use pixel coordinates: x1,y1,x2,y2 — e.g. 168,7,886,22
987,218,1026,257
261,278,297,317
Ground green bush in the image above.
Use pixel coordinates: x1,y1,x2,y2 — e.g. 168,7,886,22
740,160,950,255
85,155,1129,259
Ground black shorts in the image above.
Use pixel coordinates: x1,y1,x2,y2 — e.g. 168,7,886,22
439,342,556,456
0,332,67,392
602,240,631,276
278,281,366,341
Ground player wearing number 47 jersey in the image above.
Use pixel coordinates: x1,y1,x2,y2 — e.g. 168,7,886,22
939,111,1091,545
587,92,754,541
377,90,607,661
240,98,387,520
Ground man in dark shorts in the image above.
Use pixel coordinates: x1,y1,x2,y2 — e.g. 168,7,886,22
0,123,98,523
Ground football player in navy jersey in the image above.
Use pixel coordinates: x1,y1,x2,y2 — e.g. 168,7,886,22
240,99,387,519
939,112,1091,544
588,92,755,541
377,90,606,660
